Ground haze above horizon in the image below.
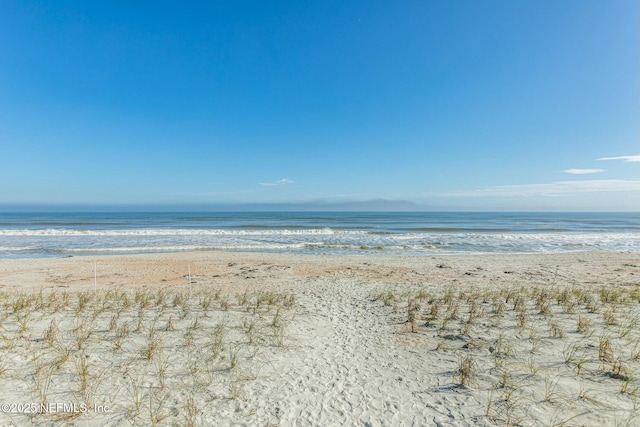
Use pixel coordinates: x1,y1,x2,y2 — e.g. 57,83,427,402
1,1,638,211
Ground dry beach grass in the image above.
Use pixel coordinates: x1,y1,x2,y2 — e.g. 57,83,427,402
372,282,640,425
0,286,295,426
0,250,638,426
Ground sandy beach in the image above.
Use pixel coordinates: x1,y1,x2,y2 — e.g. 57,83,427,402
0,250,639,426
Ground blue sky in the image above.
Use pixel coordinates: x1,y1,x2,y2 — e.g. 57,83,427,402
1,0,638,210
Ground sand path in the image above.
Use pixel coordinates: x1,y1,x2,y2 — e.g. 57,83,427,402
247,277,491,427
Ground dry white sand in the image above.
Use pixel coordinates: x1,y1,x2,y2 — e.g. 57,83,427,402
0,251,638,426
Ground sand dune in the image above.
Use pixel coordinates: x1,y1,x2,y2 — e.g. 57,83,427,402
0,251,638,426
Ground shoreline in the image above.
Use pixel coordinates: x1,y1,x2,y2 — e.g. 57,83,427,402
0,250,639,425
0,250,637,292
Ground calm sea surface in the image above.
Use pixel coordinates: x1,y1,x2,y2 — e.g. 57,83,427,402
0,212,638,258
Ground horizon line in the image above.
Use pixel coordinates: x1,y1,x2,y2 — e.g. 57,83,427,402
0,203,637,214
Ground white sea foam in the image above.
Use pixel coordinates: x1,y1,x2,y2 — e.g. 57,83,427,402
63,243,309,252
2,228,637,241
0,246,38,252
389,232,640,241
0,228,362,237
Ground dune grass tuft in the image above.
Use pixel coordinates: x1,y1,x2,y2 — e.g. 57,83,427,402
373,281,640,426
0,285,296,425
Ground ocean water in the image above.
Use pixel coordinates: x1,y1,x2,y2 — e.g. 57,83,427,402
0,212,638,258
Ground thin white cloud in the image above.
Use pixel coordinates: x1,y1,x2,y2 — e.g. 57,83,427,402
597,155,640,163
444,180,640,198
564,168,604,175
259,178,295,187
